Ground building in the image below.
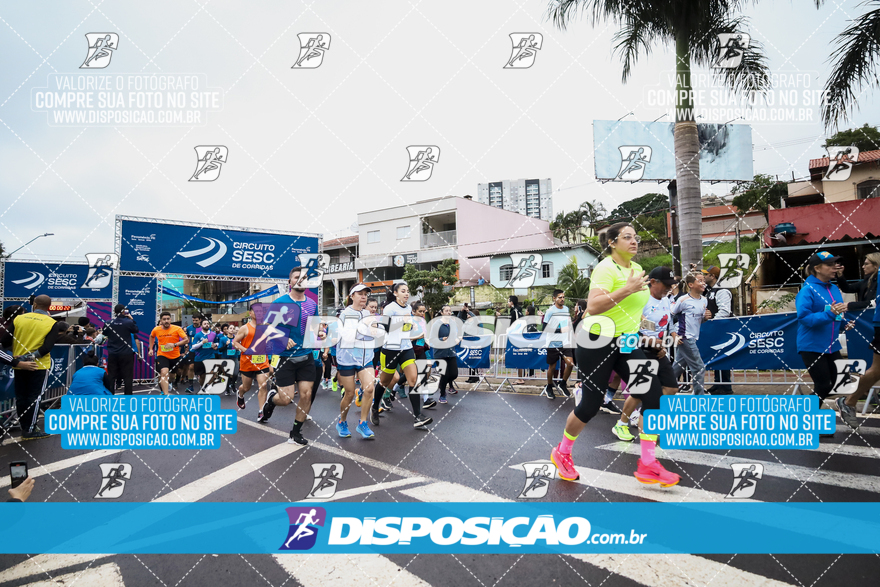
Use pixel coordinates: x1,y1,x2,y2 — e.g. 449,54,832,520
476,178,553,220
665,201,767,245
355,195,556,293
320,235,359,311
753,150,880,309
786,149,880,207
471,243,600,290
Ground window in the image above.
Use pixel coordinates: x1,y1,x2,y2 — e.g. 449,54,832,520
367,230,380,244
542,262,553,279
857,180,880,200
500,264,514,282
397,225,411,239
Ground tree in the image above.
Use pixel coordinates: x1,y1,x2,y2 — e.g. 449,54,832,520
608,193,669,221
556,258,590,304
823,124,880,154
549,0,770,271
821,1,880,130
730,173,787,221
578,199,607,231
402,258,458,317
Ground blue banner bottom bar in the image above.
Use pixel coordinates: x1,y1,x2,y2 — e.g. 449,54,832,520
1,502,878,554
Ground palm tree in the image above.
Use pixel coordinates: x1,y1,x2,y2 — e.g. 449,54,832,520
557,258,590,301
821,0,880,130
550,211,572,243
547,0,769,270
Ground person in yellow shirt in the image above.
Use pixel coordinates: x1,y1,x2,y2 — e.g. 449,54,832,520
0,295,67,440
148,312,188,396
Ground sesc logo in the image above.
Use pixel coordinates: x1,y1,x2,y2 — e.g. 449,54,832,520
80,33,119,69
177,237,228,268
11,271,45,290
280,507,326,550
711,332,747,357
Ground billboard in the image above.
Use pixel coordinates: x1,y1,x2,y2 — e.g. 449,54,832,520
118,217,320,279
2,260,113,300
593,120,753,182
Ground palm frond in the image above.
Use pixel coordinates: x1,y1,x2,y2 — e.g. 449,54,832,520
822,0,880,130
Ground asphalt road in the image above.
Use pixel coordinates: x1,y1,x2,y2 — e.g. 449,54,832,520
1,383,879,587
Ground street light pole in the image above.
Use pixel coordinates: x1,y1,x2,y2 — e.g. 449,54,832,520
6,233,54,257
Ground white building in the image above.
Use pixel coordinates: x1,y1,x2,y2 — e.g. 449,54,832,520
476,178,553,220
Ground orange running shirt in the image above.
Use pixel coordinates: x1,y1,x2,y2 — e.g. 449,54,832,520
150,325,187,359
239,321,270,372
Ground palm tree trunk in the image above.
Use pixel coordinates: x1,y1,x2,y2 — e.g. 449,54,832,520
674,33,703,271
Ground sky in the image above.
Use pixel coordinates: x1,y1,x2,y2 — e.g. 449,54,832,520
1,0,877,263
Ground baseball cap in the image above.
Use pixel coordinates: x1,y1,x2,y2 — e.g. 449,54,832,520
808,251,841,267
349,283,372,295
649,266,676,286
706,266,721,279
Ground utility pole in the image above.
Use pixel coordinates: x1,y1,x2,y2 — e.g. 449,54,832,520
667,181,682,278
735,220,745,315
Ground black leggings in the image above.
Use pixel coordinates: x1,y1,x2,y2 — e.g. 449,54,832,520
573,344,663,424
799,350,842,399
437,357,458,396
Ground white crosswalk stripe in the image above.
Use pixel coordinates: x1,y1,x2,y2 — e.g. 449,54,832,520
0,449,126,488
0,554,115,584
596,442,880,493
273,553,432,587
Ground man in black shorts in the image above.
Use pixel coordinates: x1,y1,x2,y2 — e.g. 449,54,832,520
148,312,188,395
543,290,574,399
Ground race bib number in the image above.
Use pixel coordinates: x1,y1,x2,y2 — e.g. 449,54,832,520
160,343,175,352
618,333,639,354
639,318,657,332
270,355,280,368
251,355,267,364
227,350,236,356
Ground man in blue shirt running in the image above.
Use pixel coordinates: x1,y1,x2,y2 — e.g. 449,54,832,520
260,266,319,446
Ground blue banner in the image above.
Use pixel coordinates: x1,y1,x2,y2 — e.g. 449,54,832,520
505,332,549,369
119,219,319,279
158,284,280,305
455,336,490,369
47,345,70,389
697,309,875,370
1,502,878,554
2,261,113,300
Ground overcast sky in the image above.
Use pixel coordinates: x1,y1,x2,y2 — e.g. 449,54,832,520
1,0,877,263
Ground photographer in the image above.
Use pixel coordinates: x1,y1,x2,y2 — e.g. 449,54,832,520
103,304,139,395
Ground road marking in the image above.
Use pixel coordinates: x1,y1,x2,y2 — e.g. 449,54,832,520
316,477,426,502
0,449,126,488
0,554,114,583
812,441,880,459
838,425,880,436
13,562,124,587
153,442,305,502
237,416,423,479
569,554,795,587
273,553,431,587
505,462,752,503
596,442,880,493
405,481,792,587
401,481,508,502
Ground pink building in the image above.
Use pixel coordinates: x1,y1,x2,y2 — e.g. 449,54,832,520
356,195,555,288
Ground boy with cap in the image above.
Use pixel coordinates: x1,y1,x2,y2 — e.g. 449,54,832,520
671,272,713,395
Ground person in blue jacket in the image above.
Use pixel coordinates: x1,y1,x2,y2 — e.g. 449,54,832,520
796,251,855,403
67,352,113,396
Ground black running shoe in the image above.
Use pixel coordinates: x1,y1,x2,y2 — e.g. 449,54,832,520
423,399,437,410
545,385,556,400
236,393,246,411
370,408,381,427
600,400,622,415
21,428,50,440
413,414,432,429
287,429,308,446
262,389,278,421
557,382,571,398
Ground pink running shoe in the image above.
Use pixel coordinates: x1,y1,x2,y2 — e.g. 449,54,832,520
551,444,580,481
634,459,680,488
